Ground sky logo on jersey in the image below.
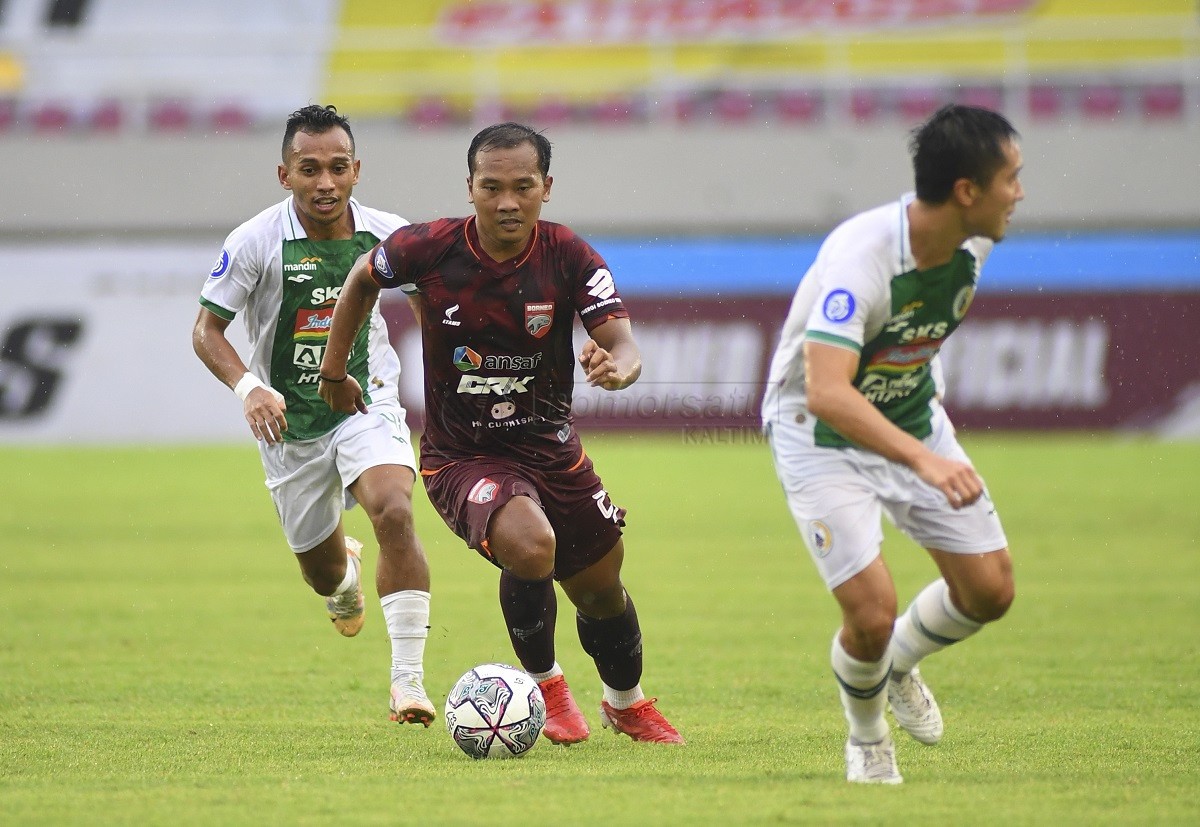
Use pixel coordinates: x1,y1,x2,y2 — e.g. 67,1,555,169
822,289,856,323
372,247,392,280
525,302,553,338
209,249,230,279
294,308,333,341
453,345,482,372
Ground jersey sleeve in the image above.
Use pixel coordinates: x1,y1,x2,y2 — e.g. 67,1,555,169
198,223,266,320
367,226,420,295
568,233,629,332
802,236,889,355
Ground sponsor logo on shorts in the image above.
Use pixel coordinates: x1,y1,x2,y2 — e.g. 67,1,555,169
822,289,855,323
468,478,499,504
453,345,482,372
592,489,621,523
209,249,230,279
525,302,553,338
809,520,833,557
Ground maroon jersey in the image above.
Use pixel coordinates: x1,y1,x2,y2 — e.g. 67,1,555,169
368,216,629,469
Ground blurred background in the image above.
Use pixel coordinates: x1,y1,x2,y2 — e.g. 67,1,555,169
0,0,1197,443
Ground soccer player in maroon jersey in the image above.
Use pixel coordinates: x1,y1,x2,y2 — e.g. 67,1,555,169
318,123,683,745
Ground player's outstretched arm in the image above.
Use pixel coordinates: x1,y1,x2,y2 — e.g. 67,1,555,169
804,341,982,509
579,317,641,391
193,307,288,443
318,256,377,414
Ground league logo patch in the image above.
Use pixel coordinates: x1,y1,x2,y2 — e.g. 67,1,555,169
525,302,553,339
372,247,392,280
453,345,482,372
468,478,499,505
952,285,976,320
808,520,833,558
822,290,855,323
209,249,230,279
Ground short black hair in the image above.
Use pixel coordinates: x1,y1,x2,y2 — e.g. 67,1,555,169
910,104,1019,203
467,122,552,178
282,104,354,162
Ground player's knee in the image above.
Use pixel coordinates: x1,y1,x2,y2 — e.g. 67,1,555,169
301,564,344,597
844,610,896,661
371,496,416,546
500,528,556,580
964,580,1014,623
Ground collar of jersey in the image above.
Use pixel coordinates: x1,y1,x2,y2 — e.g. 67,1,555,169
464,215,539,273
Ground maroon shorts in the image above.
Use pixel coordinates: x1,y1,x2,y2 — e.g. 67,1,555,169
420,450,626,581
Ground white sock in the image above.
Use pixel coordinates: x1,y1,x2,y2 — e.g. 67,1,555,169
602,682,645,710
831,633,890,744
332,551,360,597
526,662,563,684
890,579,983,676
381,590,430,684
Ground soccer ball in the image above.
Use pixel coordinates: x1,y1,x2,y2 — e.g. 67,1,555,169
445,663,546,759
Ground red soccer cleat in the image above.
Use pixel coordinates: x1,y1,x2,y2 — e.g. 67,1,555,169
538,675,590,744
599,698,684,744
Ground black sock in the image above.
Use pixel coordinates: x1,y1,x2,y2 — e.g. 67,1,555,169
577,592,643,691
499,570,557,674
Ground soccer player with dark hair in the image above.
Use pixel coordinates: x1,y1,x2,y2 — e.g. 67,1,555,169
762,104,1024,783
193,104,436,727
319,122,683,745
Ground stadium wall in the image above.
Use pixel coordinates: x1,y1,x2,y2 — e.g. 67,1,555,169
1,119,1197,238
1,234,1197,445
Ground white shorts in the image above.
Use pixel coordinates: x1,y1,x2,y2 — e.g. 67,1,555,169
766,406,1007,590
258,402,417,553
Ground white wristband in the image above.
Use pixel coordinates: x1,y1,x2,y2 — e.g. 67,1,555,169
233,372,267,402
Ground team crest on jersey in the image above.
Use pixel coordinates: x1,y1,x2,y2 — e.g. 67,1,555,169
952,285,976,320
209,249,230,279
468,478,499,504
808,520,833,557
822,290,855,323
525,302,553,338
372,247,392,280
453,345,482,372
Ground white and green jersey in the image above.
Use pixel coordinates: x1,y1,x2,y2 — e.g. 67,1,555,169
762,193,991,448
199,196,407,441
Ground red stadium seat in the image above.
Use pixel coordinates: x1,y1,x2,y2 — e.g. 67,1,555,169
87,100,123,131
775,90,823,124
1140,84,1184,120
31,102,71,131
898,88,941,122
1027,85,1064,120
849,89,883,123
211,104,253,132
1081,85,1123,118
149,100,192,131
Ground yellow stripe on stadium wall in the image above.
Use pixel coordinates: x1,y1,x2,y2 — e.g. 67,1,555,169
324,0,1200,115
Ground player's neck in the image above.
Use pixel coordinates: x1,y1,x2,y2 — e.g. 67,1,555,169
296,209,355,242
906,199,967,271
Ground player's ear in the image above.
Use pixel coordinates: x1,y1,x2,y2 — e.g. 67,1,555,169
466,175,474,204
278,163,292,191
952,177,978,207
351,159,361,185
542,175,553,202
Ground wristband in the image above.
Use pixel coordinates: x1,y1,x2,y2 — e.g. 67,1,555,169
233,372,267,402
319,373,349,383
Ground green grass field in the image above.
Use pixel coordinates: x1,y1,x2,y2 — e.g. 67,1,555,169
1,433,1198,825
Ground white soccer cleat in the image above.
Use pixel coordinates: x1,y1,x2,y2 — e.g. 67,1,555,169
845,733,903,784
389,675,436,727
888,667,943,745
325,537,365,637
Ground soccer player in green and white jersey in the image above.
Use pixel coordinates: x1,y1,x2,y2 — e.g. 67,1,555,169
192,105,436,727
762,104,1024,784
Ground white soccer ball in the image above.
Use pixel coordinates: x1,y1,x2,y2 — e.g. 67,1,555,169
445,663,546,759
